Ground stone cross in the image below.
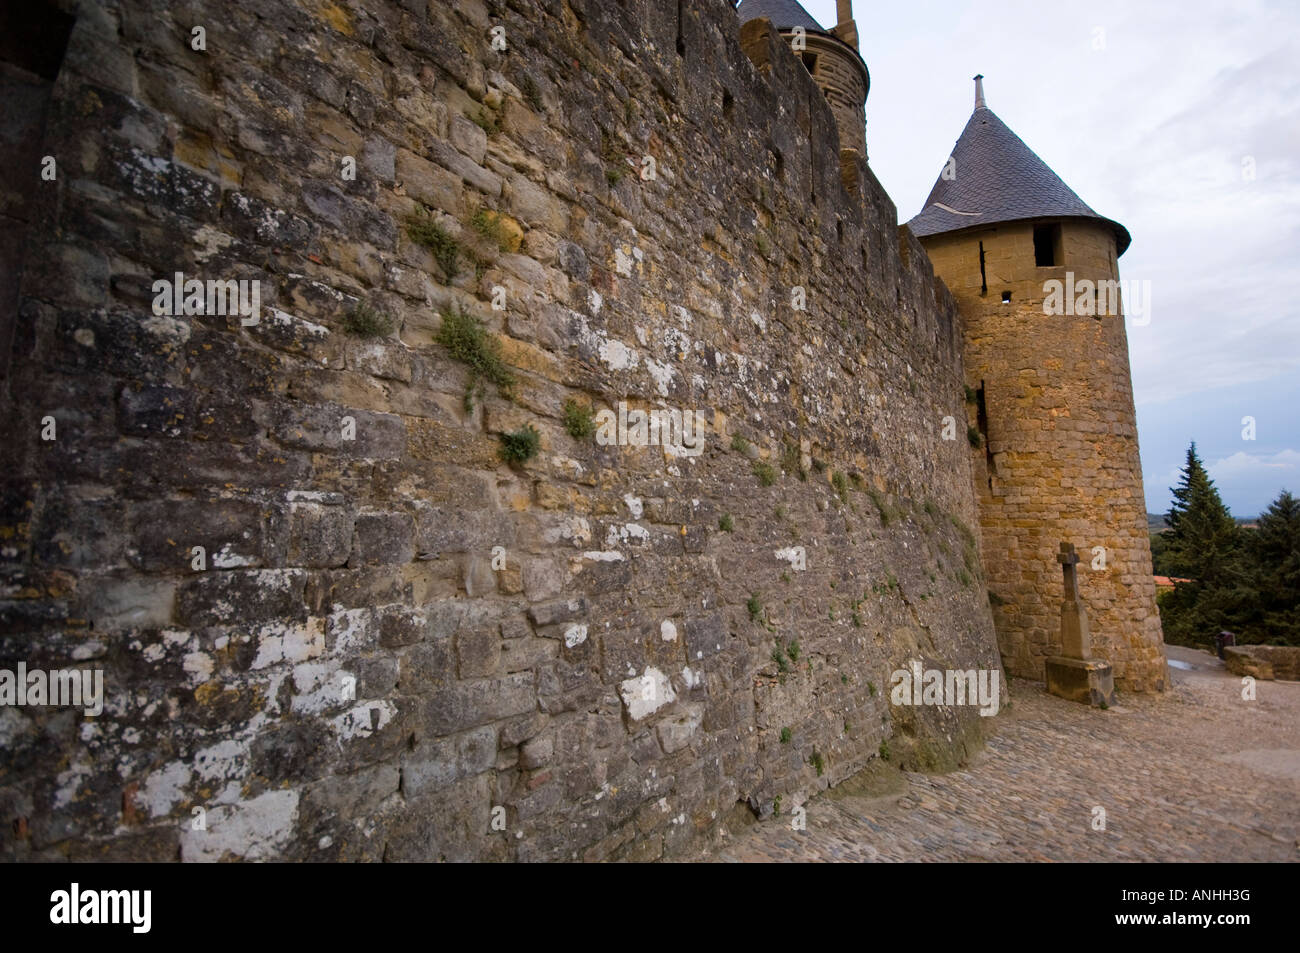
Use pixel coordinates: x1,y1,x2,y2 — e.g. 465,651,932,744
1058,542,1081,599
1057,542,1091,659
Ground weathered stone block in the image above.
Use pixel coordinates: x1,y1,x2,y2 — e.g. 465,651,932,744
1044,656,1115,708
462,555,496,597
397,640,453,692
176,569,307,627
117,383,197,438
127,498,263,571
33,495,124,570
656,703,704,754
1223,645,1294,681
528,597,587,628
519,733,553,769
271,402,406,460
424,673,536,735
351,511,415,566
456,622,501,678
684,612,727,661
401,725,496,796
377,604,429,648
449,114,487,164
287,502,354,568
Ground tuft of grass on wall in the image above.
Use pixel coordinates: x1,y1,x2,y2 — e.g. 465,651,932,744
470,105,502,135
770,642,790,673
406,214,461,282
832,471,850,503
868,488,892,525
563,398,596,439
470,206,516,254
436,306,515,394
499,425,540,464
341,301,396,338
519,74,543,112
780,440,804,479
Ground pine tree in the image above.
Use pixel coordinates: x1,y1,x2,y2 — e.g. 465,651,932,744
1158,443,1249,647
1249,489,1300,645
1164,443,1239,581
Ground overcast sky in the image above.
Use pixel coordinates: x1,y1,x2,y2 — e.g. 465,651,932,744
797,0,1300,517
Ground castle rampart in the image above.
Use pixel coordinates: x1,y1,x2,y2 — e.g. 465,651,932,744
0,0,1000,861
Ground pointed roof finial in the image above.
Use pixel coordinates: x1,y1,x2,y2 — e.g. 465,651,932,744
974,74,987,111
835,0,859,50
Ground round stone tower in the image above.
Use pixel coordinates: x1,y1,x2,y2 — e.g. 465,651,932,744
908,77,1168,693
736,0,870,158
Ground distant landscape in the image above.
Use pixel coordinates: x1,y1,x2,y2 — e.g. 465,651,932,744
1148,513,1258,530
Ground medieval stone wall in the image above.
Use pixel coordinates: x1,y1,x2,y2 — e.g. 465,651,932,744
922,219,1167,692
0,0,999,862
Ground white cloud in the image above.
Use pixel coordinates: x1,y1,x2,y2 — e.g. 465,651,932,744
1208,448,1300,478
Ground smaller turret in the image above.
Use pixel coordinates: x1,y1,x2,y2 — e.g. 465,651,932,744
736,0,870,158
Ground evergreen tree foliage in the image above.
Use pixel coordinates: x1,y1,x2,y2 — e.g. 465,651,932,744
1247,490,1300,645
1157,443,1250,648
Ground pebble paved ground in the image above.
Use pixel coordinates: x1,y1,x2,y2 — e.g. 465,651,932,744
711,645,1300,862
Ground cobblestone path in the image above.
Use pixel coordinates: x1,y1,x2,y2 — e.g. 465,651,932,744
711,646,1300,862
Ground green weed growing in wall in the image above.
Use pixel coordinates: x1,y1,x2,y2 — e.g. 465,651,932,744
519,74,543,111
341,301,396,338
832,471,850,503
406,213,461,282
499,425,540,465
771,642,790,673
563,398,596,439
436,306,515,409
470,206,515,253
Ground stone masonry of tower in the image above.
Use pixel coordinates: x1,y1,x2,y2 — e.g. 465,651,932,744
911,85,1168,693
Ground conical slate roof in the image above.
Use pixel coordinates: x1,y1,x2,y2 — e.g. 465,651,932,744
908,87,1131,255
736,0,825,33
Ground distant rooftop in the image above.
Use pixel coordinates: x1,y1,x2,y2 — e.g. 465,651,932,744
908,77,1131,255
735,0,826,34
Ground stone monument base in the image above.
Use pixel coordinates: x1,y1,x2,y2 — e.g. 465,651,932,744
1045,656,1115,707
